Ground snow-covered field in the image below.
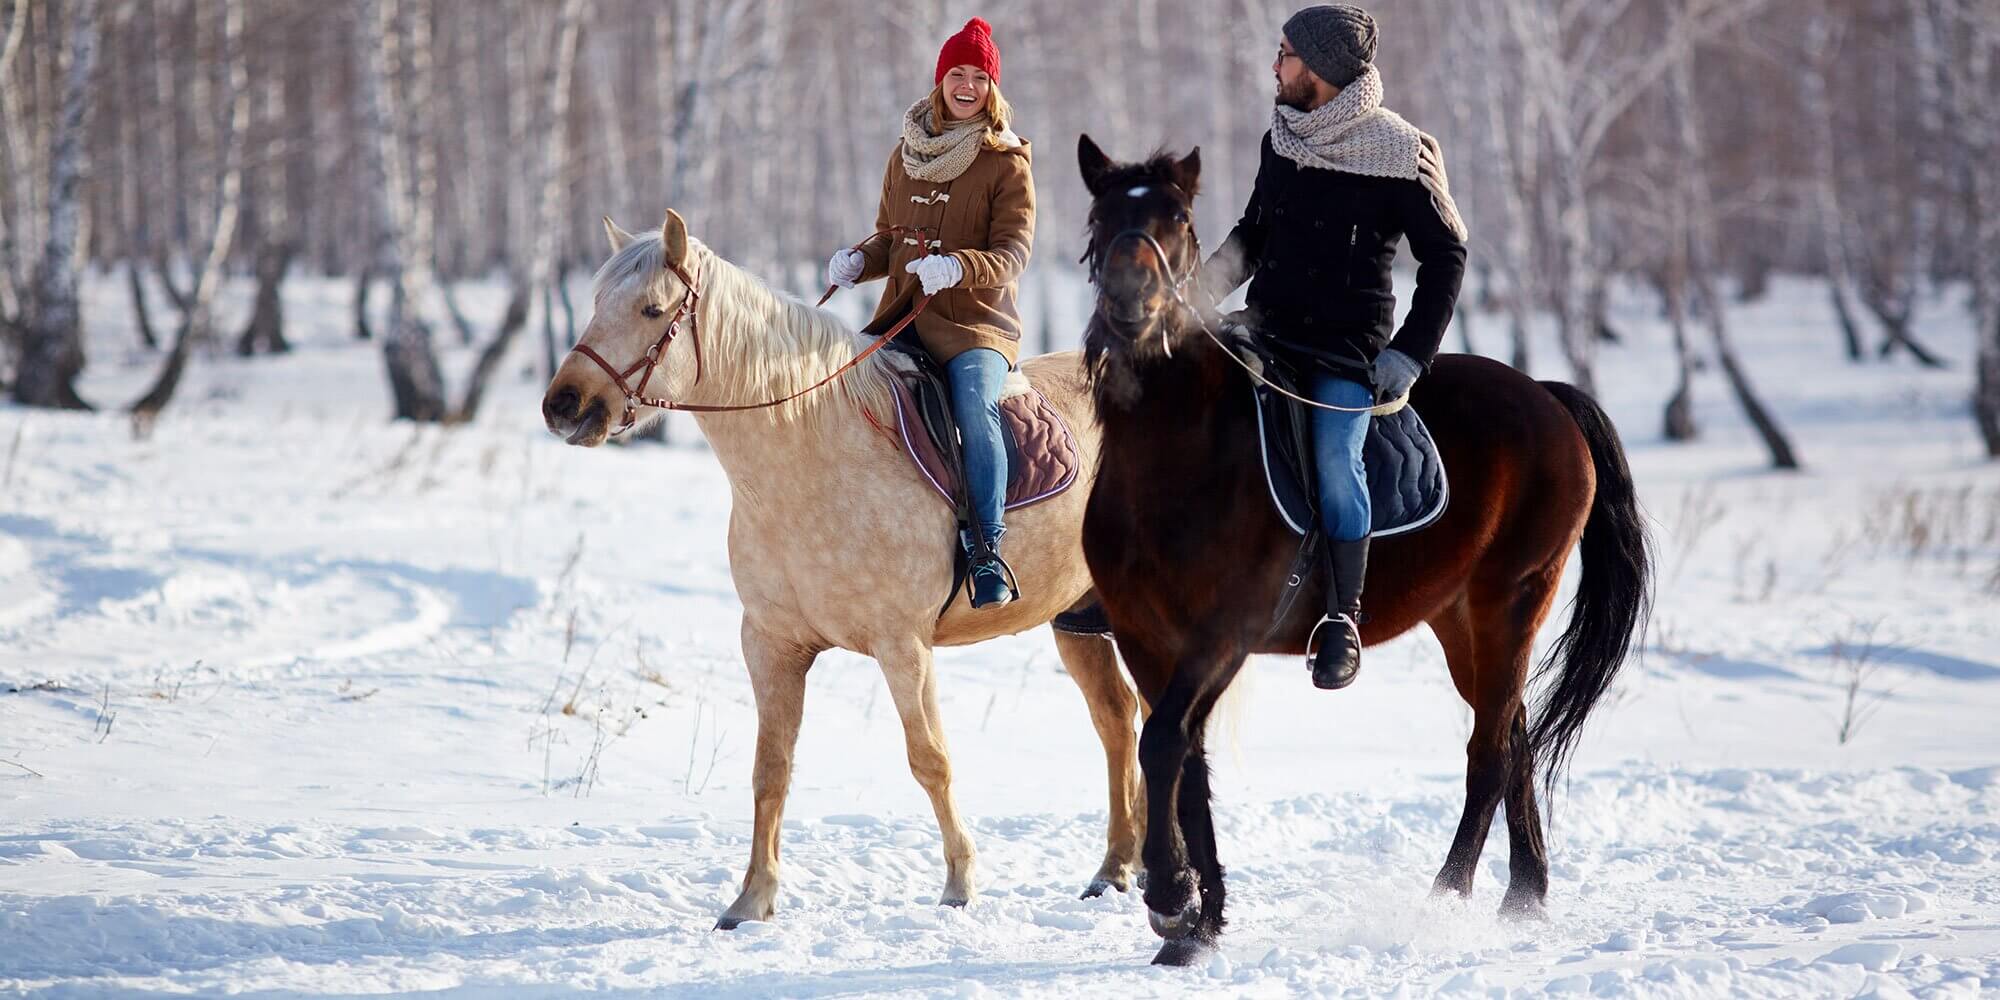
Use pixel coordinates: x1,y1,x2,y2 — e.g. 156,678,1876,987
3,271,1998,998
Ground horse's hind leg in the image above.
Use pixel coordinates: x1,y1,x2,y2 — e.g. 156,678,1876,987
1431,586,1554,902
876,639,978,906
1053,628,1142,898
717,622,820,930
1499,706,1551,918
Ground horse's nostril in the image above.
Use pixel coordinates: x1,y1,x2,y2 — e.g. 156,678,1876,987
546,386,580,422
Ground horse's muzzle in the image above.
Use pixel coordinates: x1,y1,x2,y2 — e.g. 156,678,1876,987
542,382,612,447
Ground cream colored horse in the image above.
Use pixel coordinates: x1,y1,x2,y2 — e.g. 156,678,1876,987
541,210,1141,928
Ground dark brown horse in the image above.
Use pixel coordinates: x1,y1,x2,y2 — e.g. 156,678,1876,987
1073,136,1652,965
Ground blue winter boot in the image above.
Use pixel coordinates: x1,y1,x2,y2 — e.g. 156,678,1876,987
960,524,1019,609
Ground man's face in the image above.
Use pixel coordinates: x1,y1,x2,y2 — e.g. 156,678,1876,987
1273,36,1320,110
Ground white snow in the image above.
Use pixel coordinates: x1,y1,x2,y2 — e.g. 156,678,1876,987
2,269,1998,997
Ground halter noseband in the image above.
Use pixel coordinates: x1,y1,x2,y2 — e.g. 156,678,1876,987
1093,216,1208,359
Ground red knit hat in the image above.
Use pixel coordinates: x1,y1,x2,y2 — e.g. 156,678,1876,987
935,17,1001,85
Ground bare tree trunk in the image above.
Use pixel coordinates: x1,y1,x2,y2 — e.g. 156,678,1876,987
354,269,374,341
236,32,292,357
131,0,250,430
1856,0,1948,368
0,0,35,321
357,0,447,422
234,244,293,357
127,259,158,350
1667,7,1798,469
1659,261,1698,442
454,0,585,424
12,0,99,411
1952,1,2000,455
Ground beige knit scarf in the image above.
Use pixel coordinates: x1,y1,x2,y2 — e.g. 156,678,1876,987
900,99,997,182
1269,66,1468,241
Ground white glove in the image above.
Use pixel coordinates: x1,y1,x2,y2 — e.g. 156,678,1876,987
827,248,865,289
905,254,964,296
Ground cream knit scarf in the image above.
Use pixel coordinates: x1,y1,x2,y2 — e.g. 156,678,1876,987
1269,66,1468,241
900,99,1017,182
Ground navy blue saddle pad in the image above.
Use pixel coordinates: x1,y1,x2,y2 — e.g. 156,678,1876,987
1253,381,1449,538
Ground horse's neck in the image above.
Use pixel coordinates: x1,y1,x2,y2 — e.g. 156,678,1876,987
695,406,878,504
1100,331,1243,453
683,255,883,499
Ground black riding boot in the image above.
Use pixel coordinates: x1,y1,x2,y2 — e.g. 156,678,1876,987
1307,536,1369,689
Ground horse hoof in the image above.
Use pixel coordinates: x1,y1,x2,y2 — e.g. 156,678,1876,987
1081,877,1128,899
1151,936,1214,967
1147,903,1202,940
714,916,744,931
1499,894,1548,922
941,895,969,909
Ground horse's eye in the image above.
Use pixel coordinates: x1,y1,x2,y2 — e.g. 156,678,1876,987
1174,210,1190,226
641,303,666,319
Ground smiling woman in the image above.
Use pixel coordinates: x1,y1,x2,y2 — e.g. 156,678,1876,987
823,15,1037,612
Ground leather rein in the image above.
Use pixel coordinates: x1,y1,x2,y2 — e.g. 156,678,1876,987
570,229,936,434
1096,219,1384,415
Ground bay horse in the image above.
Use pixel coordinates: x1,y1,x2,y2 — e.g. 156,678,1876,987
541,211,1144,928
1073,138,1652,965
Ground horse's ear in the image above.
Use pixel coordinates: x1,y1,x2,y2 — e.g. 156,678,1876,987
1173,146,1202,197
661,209,689,266
1078,133,1113,197
603,216,636,254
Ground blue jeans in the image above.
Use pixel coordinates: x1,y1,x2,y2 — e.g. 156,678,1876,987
1310,374,1372,542
947,348,1010,538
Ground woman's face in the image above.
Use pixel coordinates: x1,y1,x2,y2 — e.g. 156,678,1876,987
941,64,991,120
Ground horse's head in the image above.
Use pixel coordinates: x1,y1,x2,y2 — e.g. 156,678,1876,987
542,210,701,447
1077,134,1204,404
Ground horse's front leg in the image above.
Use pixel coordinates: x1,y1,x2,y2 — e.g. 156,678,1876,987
1135,674,1201,943
876,639,979,907
716,622,819,930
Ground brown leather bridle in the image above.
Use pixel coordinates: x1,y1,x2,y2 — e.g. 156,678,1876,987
569,231,935,433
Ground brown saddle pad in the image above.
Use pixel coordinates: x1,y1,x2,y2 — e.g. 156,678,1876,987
888,372,1079,512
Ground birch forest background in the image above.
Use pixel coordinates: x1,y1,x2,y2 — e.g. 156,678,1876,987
1,0,1997,462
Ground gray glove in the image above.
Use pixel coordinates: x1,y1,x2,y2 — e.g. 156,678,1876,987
1373,348,1423,402
1218,310,1265,376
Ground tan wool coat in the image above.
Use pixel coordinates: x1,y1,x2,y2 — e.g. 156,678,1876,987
856,139,1035,365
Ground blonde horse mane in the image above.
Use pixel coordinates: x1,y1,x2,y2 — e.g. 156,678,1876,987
590,232,897,425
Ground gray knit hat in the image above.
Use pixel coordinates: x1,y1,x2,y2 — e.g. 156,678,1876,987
1283,4,1377,88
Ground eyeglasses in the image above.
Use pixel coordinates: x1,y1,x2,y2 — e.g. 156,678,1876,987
1276,48,1300,62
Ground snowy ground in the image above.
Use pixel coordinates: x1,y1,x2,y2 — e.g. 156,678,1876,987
2,270,1998,998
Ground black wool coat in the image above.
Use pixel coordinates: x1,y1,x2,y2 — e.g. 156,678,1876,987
1204,130,1467,388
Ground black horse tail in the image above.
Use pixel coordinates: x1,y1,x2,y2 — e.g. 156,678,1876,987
1531,381,1653,791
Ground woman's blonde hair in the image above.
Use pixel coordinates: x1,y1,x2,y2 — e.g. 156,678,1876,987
926,82,1016,150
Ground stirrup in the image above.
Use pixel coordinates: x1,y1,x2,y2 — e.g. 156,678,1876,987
1304,613,1352,658
968,553,1021,609
1304,613,1362,689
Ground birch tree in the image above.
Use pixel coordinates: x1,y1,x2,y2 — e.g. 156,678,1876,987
129,0,249,431
452,0,586,424
1663,11,1798,469
356,0,446,421
11,0,98,411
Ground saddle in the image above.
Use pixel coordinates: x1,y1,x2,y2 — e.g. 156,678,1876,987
881,344,1080,512
876,340,1082,616
1250,358,1450,541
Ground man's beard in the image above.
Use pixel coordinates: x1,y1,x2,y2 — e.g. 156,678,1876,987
1276,76,1315,110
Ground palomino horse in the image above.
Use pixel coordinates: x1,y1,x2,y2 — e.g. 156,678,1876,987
1072,139,1652,965
540,211,1143,928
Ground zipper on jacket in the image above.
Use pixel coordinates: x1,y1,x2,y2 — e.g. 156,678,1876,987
1344,224,1358,288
